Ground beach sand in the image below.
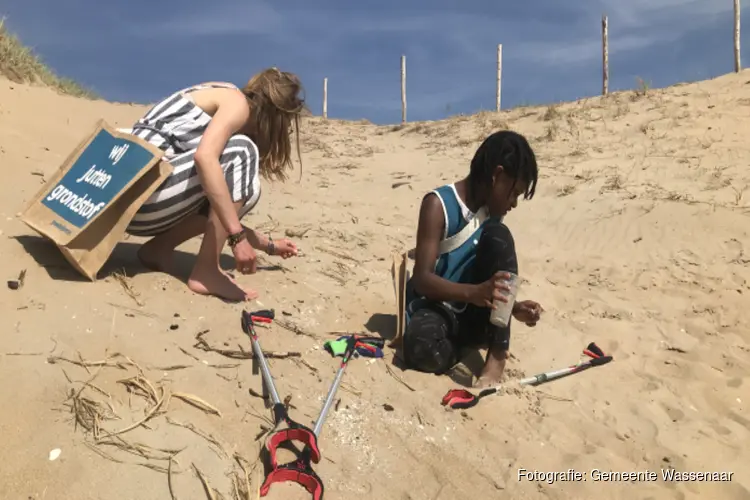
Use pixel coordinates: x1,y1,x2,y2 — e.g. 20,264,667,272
1,72,749,499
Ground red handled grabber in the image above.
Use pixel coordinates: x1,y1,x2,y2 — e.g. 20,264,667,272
241,310,322,469
242,310,384,500
441,342,613,410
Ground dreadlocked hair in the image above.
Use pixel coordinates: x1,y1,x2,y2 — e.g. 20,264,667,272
241,67,307,182
468,130,538,200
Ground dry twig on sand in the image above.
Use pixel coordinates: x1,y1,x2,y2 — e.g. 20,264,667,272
151,364,193,371
98,435,182,461
340,382,362,396
166,417,228,459
168,457,179,500
85,441,124,464
56,351,254,495
314,244,362,264
193,463,219,500
110,269,144,306
107,302,157,318
274,318,321,339
171,392,222,418
194,330,300,360
232,454,253,500
384,363,416,392
256,254,292,274
68,389,118,439
117,375,160,405
102,385,168,439
294,357,319,375
49,353,136,371
537,391,573,403
179,346,201,361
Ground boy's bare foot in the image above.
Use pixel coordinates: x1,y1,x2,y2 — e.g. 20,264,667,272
188,266,259,302
137,240,175,273
474,347,509,388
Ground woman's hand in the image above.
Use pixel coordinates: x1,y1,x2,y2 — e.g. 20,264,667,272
232,238,258,274
512,300,544,326
269,238,298,259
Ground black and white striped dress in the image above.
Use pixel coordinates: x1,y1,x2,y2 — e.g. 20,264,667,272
123,82,261,237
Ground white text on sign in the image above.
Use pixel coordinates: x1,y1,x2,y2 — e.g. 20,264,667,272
109,143,129,165
44,142,131,222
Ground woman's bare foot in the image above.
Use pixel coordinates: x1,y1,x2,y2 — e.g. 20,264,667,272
474,347,509,388
188,266,259,302
220,269,260,297
137,239,175,273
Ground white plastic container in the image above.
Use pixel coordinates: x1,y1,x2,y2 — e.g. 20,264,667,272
489,272,519,327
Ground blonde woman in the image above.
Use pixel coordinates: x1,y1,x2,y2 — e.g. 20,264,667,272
124,68,304,302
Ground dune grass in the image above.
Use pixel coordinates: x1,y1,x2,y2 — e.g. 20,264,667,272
0,18,98,99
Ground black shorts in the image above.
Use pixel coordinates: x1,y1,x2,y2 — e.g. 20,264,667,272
402,298,511,375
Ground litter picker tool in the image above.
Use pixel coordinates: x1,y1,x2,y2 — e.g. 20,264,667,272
241,310,321,466
441,342,613,410
241,310,384,500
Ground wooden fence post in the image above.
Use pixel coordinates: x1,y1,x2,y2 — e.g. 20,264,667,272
602,15,609,95
735,0,742,72
496,44,503,111
401,55,407,123
323,77,328,119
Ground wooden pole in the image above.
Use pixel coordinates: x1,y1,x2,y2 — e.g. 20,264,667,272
734,0,742,72
602,15,609,95
496,44,503,111
323,77,328,119
401,54,407,123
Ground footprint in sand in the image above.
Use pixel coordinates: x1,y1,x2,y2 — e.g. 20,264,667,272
725,237,743,262
661,403,685,423
711,422,732,436
561,452,579,466
727,377,743,388
638,372,662,393
627,401,661,444
605,339,620,356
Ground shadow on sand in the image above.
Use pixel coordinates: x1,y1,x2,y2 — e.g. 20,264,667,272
12,234,256,283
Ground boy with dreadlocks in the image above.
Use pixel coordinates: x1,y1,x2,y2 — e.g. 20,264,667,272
403,130,543,387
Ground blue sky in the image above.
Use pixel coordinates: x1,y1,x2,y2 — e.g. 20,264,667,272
2,0,747,124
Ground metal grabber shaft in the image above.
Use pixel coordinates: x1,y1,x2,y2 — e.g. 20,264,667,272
313,358,347,436
313,335,383,436
242,311,282,406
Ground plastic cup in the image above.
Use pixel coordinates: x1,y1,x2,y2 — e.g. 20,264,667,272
489,272,520,327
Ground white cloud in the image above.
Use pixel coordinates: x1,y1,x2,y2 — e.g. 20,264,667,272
503,0,740,66
594,0,735,29
511,36,659,66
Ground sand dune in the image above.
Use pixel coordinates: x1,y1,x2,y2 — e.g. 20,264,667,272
1,71,750,500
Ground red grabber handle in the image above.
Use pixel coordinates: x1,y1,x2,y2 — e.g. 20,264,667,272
266,426,321,469
250,309,275,322
260,466,324,500
353,336,385,349
241,310,275,332
582,342,613,366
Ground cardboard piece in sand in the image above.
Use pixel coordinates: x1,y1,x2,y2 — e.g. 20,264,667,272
20,119,173,281
390,248,415,348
